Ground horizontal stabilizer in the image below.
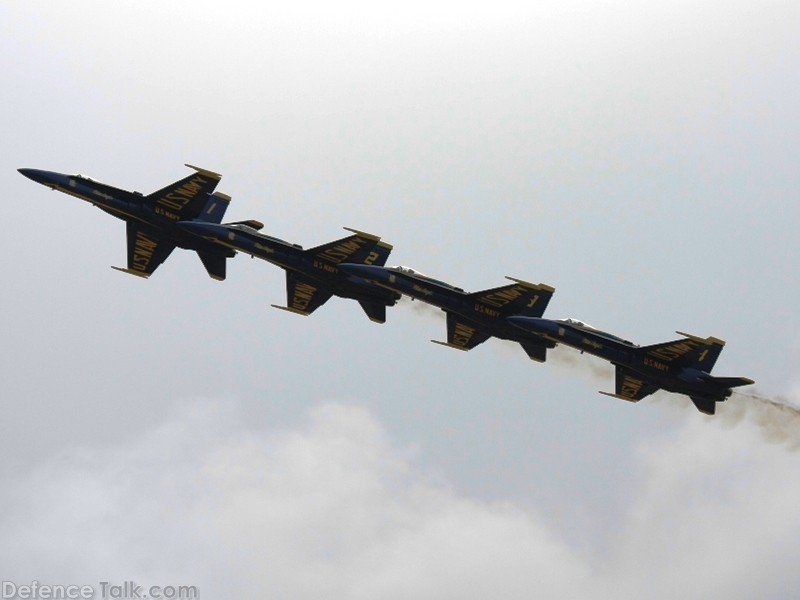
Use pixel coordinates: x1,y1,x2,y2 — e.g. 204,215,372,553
111,266,150,279
358,300,387,324
198,251,226,281
520,341,548,363
691,396,717,416
708,376,755,389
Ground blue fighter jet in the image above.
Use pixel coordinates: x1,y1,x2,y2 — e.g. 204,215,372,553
177,221,401,323
507,316,754,415
18,164,235,279
338,263,556,361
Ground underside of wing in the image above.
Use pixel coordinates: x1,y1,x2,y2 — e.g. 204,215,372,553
600,365,660,403
112,222,175,278
432,312,492,351
272,272,334,316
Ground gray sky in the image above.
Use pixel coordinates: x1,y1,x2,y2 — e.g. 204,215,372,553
2,1,799,598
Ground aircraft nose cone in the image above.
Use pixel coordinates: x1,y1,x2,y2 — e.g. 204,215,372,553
18,168,64,189
18,168,47,184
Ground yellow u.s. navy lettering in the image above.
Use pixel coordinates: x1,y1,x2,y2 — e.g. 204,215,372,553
157,175,208,211
292,282,317,311
480,286,524,308
318,239,365,263
452,322,476,347
132,233,159,272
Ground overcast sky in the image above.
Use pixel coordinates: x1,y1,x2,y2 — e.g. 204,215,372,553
2,1,799,598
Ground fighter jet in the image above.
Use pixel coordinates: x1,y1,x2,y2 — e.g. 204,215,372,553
176,221,401,323
337,264,556,361
18,164,235,280
506,316,754,415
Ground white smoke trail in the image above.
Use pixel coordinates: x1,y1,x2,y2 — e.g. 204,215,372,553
548,345,614,381
397,295,445,320
547,348,800,450
390,302,800,450
717,392,800,450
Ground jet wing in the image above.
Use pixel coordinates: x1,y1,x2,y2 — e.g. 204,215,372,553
600,365,660,403
642,333,725,371
112,222,175,278
306,228,392,267
145,164,222,221
432,312,492,351
272,272,334,316
467,278,555,319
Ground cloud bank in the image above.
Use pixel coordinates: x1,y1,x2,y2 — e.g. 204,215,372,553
1,398,799,599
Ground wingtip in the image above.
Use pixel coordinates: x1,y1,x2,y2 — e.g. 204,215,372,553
184,163,222,179
343,227,382,242
111,266,150,279
675,331,726,345
505,276,555,292
271,304,311,316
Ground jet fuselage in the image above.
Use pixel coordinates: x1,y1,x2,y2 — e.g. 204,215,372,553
507,316,751,406
339,264,553,346
19,168,229,252
177,221,398,304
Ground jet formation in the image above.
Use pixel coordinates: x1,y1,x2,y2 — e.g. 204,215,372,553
18,164,754,415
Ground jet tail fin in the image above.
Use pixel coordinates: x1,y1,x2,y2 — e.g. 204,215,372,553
198,191,232,224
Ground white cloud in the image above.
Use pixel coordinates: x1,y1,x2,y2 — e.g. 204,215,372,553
2,397,799,599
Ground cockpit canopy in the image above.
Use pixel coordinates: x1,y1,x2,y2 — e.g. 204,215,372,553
559,317,596,329
389,265,427,277
558,318,635,345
